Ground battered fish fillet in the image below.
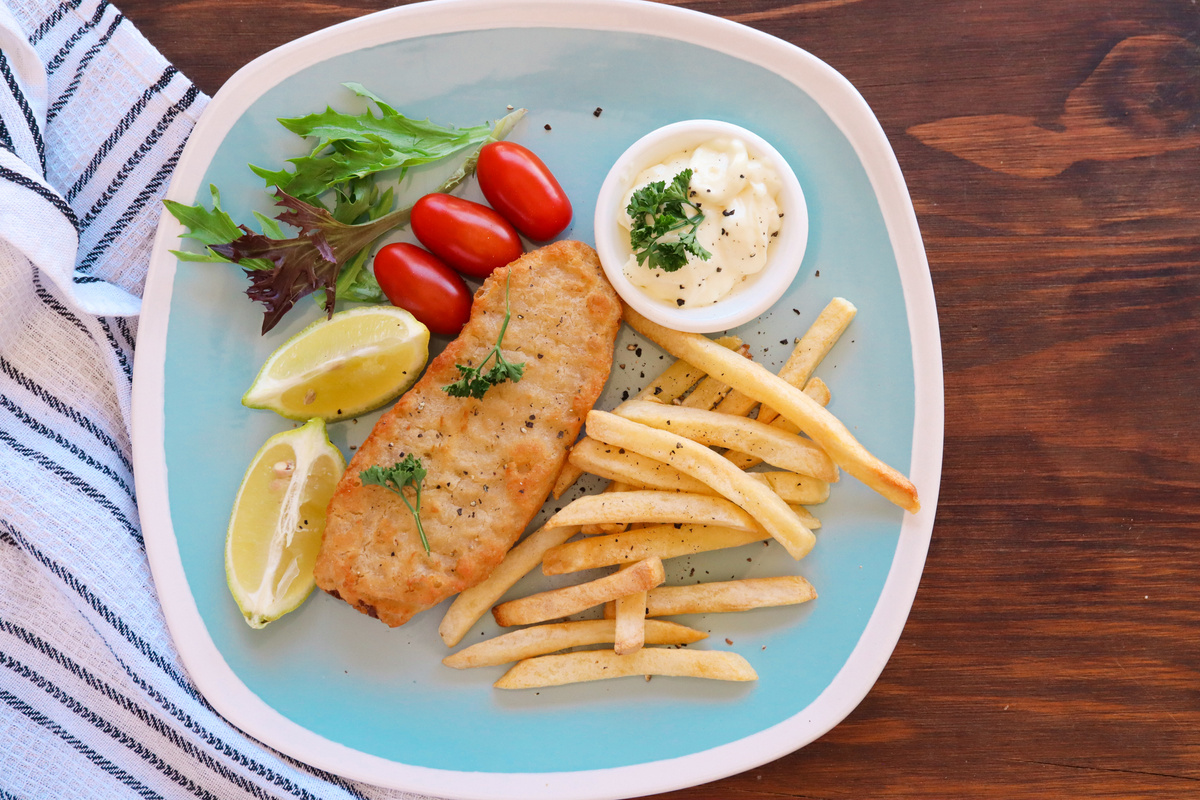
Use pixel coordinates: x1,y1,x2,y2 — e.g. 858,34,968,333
314,240,621,627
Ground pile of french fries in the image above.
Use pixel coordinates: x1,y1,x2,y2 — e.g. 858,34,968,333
438,298,919,689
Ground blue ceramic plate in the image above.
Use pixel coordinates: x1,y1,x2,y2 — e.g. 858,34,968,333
133,1,943,797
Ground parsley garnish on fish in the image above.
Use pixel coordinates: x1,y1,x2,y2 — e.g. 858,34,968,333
443,274,525,399
360,454,429,554
625,168,712,272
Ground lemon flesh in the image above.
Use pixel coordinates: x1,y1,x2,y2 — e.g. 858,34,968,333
226,418,345,628
243,306,430,421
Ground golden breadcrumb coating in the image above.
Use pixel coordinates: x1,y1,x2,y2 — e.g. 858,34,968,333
314,241,621,627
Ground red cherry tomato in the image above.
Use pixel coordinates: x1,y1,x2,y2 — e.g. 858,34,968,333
410,193,524,279
476,141,573,241
373,243,472,336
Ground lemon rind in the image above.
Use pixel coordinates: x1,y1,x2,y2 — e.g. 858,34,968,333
224,418,346,628
241,306,430,422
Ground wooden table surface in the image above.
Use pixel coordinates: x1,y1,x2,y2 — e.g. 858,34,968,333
118,1,1200,797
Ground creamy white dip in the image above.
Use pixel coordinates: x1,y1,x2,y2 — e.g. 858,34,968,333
618,137,783,308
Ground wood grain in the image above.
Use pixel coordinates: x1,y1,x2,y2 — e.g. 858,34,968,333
908,35,1200,177
115,0,1200,797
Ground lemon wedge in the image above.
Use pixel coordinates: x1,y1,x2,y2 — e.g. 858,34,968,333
225,418,345,628
242,306,430,421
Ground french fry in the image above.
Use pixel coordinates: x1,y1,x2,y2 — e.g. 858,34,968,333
712,298,855,420
543,524,770,575
711,388,761,421
803,376,831,407
789,505,822,530
442,619,706,669
438,525,581,647
544,490,762,533
494,648,758,688
551,462,586,502
586,411,816,559
570,437,830,505
764,472,830,505
623,304,920,513
616,400,838,483
679,375,733,410
757,298,856,425
726,378,832,469
620,335,739,412
552,340,738,498
570,438,716,494
622,350,714,406
615,576,818,617
579,481,632,536
492,557,665,627
613,562,647,656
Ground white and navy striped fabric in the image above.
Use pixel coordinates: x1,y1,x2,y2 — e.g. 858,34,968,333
0,2,430,797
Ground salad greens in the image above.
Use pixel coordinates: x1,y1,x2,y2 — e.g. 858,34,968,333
164,185,280,272
164,83,524,334
250,84,494,201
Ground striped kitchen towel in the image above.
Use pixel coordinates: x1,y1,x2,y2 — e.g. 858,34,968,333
0,2,429,797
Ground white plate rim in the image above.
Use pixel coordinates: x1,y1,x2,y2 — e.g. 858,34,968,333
131,1,944,798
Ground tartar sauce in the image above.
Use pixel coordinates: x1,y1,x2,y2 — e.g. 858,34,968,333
618,137,783,307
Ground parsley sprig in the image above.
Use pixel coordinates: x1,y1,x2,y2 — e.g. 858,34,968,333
443,274,525,399
626,168,712,272
360,454,429,554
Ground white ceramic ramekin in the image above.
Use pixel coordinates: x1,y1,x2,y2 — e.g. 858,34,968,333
594,119,808,332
